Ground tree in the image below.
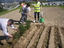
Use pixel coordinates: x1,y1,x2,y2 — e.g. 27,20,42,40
0,2,3,8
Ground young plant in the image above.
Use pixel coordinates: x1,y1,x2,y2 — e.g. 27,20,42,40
25,20,31,29
18,24,26,35
13,32,20,40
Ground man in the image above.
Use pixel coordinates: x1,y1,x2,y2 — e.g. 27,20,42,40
19,1,26,23
33,0,41,23
0,18,17,40
20,3,31,23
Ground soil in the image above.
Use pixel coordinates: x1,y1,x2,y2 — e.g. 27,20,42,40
0,7,64,48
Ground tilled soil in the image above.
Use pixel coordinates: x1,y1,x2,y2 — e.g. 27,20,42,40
14,23,64,48
42,7,64,27
0,7,64,48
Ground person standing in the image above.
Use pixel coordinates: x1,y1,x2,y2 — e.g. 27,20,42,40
0,18,18,40
33,0,41,23
19,1,26,23
20,3,31,24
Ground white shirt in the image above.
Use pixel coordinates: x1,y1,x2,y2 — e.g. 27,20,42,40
0,18,15,35
22,6,31,14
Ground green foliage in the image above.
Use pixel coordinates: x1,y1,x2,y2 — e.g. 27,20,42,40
42,5,57,7
13,20,31,41
25,20,31,29
7,46,11,48
13,32,20,39
18,24,26,35
0,7,20,15
59,6,64,9
33,44,36,46
0,7,7,12
44,46,46,48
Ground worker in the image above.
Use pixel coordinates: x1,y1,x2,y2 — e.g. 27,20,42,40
20,3,31,24
33,0,41,23
39,12,45,23
0,18,18,40
19,1,26,23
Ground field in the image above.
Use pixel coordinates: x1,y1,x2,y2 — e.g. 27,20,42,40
0,7,64,48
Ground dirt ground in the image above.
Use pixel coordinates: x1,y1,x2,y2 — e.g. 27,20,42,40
0,7,64,36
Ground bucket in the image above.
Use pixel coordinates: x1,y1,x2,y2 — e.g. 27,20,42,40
39,18,45,23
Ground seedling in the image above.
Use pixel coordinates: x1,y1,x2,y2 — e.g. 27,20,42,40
36,40,38,43
7,46,11,48
44,46,46,48
33,44,36,46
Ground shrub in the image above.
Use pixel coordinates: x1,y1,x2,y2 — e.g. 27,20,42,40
25,20,31,29
18,24,26,35
0,7,7,12
13,20,31,41
13,32,20,40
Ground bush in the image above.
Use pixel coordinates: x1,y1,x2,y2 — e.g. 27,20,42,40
18,24,26,35
13,20,31,41
25,20,31,29
0,7,7,12
13,32,20,39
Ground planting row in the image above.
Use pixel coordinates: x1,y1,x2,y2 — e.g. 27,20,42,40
14,25,64,48
0,20,32,48
0,23,64,48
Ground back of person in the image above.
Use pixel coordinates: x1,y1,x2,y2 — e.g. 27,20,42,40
34,1,41,12
0,18,9,25
22,6,30,14
0,18,9,30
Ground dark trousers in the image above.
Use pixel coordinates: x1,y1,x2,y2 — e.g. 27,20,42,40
34,12,40,20
0,28,10,41
20,14,27,23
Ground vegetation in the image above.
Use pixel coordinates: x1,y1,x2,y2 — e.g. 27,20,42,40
0,7,7,12
42,5,64,9
42,5,57,7
13,20,31,40
18,24,26,35
13,32,20,40
25,20,31,29
59,6,64,9
0,7,20,15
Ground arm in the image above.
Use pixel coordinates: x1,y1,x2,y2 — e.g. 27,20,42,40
11,25,18,31
27,7,34,19
2,26,13,38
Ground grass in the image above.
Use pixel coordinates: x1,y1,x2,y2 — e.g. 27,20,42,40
58,6,64,9
31,5,64,9
42,5,57,7
42,5,64,9
0,7,21,15
0,7,7,12
0,5,64,16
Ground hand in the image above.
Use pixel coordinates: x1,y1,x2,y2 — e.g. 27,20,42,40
13,28,20,33
13,28,18,31
7,35,13,38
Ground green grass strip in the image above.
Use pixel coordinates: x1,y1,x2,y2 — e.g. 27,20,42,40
0,7,21,15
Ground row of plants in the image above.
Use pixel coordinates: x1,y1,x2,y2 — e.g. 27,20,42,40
42,27,51,48
0,20,31,48
33,26,42,48
13,20,31,42
54,27,62,48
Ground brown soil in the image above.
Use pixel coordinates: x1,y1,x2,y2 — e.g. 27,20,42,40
0,7,64,48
